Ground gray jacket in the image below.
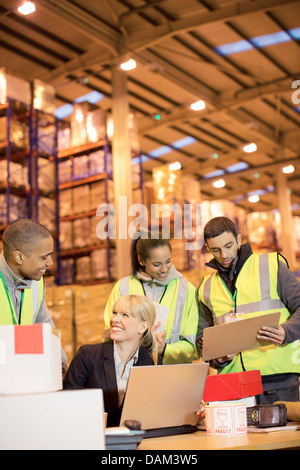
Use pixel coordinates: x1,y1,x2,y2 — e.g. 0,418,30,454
0,253,67,364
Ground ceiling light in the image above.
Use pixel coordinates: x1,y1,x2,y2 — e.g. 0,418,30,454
169,161,181,171
282,164,295,174
18,1,36,15
120,59,136,71
243,143,257,153
248,195,260,203
213,179,225,188
190,100,206,111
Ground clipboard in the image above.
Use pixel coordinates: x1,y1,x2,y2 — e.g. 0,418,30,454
202,311,281,362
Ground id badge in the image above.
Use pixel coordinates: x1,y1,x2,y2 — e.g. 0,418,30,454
153,302,170,333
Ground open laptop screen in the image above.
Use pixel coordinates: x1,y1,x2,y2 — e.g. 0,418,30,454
120,362,209,431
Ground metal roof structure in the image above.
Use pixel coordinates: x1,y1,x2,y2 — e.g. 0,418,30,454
0,0,299,215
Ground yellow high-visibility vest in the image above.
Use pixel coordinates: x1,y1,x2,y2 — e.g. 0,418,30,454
198,252,300,376
104,275,199,364
0,271,44,325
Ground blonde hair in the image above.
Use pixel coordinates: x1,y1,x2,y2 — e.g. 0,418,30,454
112,295,158,364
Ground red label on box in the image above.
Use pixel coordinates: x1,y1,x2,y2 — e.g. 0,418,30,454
14,324,44,355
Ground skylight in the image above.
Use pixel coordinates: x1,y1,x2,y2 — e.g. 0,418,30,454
226,162,249,173
74,91,104,104
149,146,172,158
54,103,73,119
203,169,225,179
215,28,300,56
172,136,197,148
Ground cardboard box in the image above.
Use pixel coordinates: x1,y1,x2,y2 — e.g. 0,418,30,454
203,370,263,402
0,323,62,395
0,389,105,450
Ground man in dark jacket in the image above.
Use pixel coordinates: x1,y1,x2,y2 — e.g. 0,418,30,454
198,216,300,404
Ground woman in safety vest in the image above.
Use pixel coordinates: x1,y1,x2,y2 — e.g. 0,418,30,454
198,216,300,403
104,232,199,364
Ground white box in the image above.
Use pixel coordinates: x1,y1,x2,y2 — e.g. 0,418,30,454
0,68,31,105
0,323,62,395
0,389,105,450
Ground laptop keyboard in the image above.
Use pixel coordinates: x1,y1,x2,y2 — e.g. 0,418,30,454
144,425,197,439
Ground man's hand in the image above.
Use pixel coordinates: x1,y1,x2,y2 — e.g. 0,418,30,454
257,325,285,345
216,354,235,364
152,321,166,355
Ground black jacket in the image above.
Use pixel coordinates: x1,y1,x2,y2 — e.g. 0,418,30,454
63,340,158,427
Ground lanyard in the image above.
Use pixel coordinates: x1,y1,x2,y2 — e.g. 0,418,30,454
0,270,24,325
139,279,168,304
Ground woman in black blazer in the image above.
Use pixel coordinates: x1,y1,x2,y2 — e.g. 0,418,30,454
63,295,160,427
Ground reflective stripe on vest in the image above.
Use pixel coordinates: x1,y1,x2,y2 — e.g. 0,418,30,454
119,276,193,344
0,276,44,325
200,252,300,375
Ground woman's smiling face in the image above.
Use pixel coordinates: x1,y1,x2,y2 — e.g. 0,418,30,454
110,309,148,343
139,245,172,281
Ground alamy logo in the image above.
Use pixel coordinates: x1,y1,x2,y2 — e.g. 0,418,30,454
95,197,205,250
291,80,300,105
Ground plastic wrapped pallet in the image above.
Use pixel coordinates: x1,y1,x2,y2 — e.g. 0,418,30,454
0,116,29,149
75,256,91,283
0,68,31,105
89,181,106,210
59,221,73,250
38,158,56,192
71,103,89,147
89,150,105,175
58,127,71,151
59,188,73,217
73,218,91,248
33,79,55,115
74,283,113,348
86,108,106,143
0,161,28,188
45,285,74,363
73,155,89,180
0,194,27,224
58,159,72,184
90,248,108,280
73,185,90,214
38,197,56,233
59,259,74,286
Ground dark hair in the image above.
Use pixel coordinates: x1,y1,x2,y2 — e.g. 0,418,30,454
130,231,172,275
204,217,238,242
2,218,52,257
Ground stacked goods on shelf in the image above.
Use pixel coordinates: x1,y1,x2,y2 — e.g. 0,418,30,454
247,211,279,253
71,102,106,148
0,70,31,228
57,103,143,285
152,164,183,211
74,283,113,349
45,285,74,364
0,194,27,225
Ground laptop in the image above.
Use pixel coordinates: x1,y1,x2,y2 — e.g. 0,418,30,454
120,362,209,438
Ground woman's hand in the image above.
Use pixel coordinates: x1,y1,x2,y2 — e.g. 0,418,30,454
152,321,166,355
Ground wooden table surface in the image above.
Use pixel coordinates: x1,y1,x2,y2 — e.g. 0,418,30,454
138,428,300,451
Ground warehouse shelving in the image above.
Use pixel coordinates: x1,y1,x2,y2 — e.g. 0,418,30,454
0,98,32,231
56,129,144,285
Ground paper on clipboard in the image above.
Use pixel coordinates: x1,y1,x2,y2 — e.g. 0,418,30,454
202,311,281,362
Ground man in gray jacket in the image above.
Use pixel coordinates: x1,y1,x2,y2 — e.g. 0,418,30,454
0,218,67,372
